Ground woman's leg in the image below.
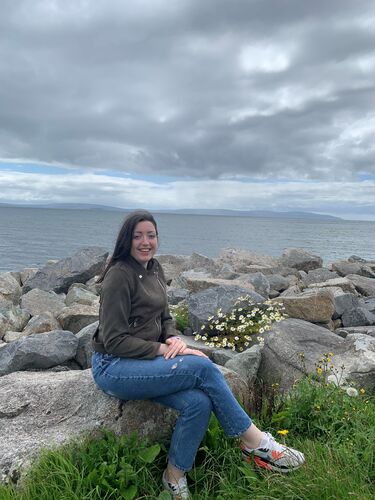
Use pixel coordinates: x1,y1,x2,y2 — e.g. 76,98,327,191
153,389,212,475
92,352,251,439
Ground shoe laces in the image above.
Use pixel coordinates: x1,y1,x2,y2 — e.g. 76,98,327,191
262,432,285,452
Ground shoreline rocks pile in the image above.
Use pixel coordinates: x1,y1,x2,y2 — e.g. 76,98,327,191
1,246,374,482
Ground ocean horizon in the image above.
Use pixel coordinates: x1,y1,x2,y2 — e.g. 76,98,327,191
0,206,374,272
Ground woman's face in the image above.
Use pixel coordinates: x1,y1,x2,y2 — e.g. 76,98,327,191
130,220,158,267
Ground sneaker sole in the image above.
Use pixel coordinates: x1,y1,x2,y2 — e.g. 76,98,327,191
242,452,304,473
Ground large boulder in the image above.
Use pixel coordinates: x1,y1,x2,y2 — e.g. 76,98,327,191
75,321,98,369
0,306,30,340
21,313,61,336
167,287,189,305
19,268,38,287
258,318,375,391
341,308,375,327
187,285,265,333
267,274,290,293
155,254,190,284
278,248,323,272
57,304,99,334
273,288,335,324
176,271,256,295
331,260,375,278
307,277,357,294
302,268,339,286
0,330,78,377
225,344,262,390
364,297,375,314
0,273,22,307
23,247,109,294
21,289,66,317
333,291,360,319
346,275,375,297
65,284,99,307
188,252,220,275
218,249,278,273
238,273,270,298
0,364,248,482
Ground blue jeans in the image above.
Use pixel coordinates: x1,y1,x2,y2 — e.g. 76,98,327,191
91,352,252,471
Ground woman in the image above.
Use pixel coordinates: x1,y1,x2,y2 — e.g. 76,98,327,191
92,210,304,499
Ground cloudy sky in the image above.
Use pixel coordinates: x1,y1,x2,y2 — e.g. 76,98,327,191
1,0,375,220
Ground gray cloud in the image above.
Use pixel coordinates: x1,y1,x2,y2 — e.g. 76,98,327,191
0,0,375,181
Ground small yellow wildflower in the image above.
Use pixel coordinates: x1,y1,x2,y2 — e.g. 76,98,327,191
316,367,323,375
277,429,289,436
360,388,365,394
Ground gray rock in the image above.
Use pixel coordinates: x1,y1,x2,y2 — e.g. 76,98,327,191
57,303,99,334
333,292,360,319
279,285,301,297
302,268,339,286
333,334,375,390
0,364,248,482
9,272,21,286
65,284,99,307
348,255,367,263
258,318,375,391
225,344,262,389
279,248,323,272
0,330,78,376
0,306,30,339
175,270,214,293
23,247,109,294
19,268,38,287
188,252,219,274
218,248,278,273
75,321,98,368
238,273,270,298
22,312,61,336
273,288,335,324
335,326,375,338
216,263,239,280
267,274,290,293
269,290,280,299
4,331,29,343
167,287,189,305
21,288,67,317
331,260,375,278
0,273,22,307
155,254,190,283
363,297,375,314
210,349,237,366
308,277,357,294
341,307,375,327
187,285,265,333
346,275,375,297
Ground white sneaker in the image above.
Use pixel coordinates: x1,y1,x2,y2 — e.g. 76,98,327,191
162,470,190,499
241,432,305,473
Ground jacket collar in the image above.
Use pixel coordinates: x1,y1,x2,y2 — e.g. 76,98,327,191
126,255,158,274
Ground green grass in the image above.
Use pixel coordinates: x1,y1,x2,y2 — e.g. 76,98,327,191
1,377,374,500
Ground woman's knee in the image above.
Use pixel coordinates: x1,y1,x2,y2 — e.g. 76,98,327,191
184,389,212,417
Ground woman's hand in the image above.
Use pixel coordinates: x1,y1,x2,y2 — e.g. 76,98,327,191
164,337,187,359
181,347,209,358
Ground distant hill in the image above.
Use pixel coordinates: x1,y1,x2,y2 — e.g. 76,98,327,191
154,209,342,221
0,203,342,220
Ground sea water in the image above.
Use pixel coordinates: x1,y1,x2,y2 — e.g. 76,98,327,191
0,207,374,272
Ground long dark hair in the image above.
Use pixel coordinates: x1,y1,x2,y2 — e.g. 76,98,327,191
98,209,158,282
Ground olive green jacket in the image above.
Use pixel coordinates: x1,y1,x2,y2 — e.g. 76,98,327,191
92,256,177,359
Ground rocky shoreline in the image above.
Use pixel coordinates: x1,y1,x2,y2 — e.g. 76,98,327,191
1,246,374,482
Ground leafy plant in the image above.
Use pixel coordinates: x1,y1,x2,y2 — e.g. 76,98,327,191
169,303,189,332
195,295,286,351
